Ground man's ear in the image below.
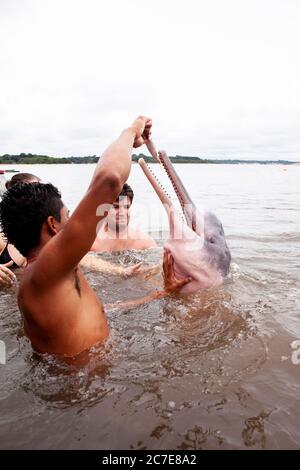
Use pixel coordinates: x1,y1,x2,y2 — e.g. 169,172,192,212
46,215,59,235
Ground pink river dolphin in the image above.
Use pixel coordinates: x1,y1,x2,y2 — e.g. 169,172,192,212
138,142,231,293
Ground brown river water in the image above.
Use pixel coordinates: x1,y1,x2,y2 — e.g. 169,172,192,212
0,163,299,449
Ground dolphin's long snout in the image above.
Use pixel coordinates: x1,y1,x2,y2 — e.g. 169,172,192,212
145,139,160,163
138,158,172,208
139,141,232,292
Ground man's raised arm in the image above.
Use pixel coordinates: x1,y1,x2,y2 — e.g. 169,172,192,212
33,116,152,285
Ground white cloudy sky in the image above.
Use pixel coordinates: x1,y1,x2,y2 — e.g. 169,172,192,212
1,0,300,160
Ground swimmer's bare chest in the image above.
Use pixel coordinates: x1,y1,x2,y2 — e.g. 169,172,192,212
18,266,108,356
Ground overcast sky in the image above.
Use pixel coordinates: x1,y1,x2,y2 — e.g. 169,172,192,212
1,0,300,160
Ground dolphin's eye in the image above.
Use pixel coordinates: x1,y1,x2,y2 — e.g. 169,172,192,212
208,237,215,244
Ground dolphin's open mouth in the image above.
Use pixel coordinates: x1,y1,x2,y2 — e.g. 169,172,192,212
157,151,198,232
139,142,198,232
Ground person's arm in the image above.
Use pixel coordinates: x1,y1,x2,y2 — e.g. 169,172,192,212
6,244,26,267
31,116,152,287
80,254,143,277
0,234,26,268
80,254,160,279
105,250,190,311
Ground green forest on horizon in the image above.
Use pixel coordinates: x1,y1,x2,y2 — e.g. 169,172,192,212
0,152,297,165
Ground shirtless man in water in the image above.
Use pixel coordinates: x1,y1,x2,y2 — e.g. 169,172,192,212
0,117,189,358
91,183,156,252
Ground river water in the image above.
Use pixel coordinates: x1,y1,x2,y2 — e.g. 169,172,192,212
0,163,299,449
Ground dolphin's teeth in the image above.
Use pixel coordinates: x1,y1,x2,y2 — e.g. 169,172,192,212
144,161,178,203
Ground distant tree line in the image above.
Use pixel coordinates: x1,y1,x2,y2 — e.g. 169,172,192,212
0,152,297,165
131,154,205,163
0,153,98,164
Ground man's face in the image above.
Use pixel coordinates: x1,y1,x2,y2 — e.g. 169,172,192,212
107,196,131,232
56,204,70,231
46,203,70,237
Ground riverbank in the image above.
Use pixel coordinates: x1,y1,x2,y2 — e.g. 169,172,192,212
0,153,298,165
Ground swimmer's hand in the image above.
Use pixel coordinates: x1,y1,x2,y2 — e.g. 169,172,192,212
0,261,16,288
163,249,191,293
122,262,143,278
105,254,190,312
141,264,160,280
122,263,160,280
81,255,155,280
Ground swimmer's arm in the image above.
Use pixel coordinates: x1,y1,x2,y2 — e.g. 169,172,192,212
31,117,152,286
81,254,159,279
2,242,26,268
105,289,167,311
80,254,143,278
106,251,191,311
105,279,189,311
80,254,123,274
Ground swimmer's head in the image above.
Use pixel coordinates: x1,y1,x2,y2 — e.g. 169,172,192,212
107,183,133,232
0,182,67,257
5,173,41,189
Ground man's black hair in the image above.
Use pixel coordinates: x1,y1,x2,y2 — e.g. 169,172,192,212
117,183,134,204
0,182,63,257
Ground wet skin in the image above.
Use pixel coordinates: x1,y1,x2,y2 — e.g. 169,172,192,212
19,205,109,356
91,196,156,252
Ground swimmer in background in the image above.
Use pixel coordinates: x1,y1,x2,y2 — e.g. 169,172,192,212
91,183,156,252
